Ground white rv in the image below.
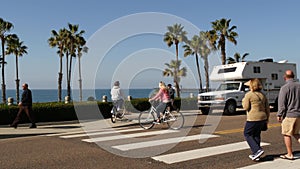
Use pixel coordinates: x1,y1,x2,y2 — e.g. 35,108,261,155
198,59,297,114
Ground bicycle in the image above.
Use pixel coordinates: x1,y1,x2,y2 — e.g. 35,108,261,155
110,100,126,123
138,101,184,130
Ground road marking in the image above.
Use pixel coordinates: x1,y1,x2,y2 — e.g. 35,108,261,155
82,130,178,143
214,123,281,135
152,141,270,164
112,134,219,151
60,128,144,138
238,153,300,169
45,130,87,137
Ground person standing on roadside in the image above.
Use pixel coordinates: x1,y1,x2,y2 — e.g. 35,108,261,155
277,70,300,160
242,78,270,161
167,84,175,110
10,83,36,128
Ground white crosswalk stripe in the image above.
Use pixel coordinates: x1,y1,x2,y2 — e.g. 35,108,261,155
152,141,270,164
60,128,144,139
112,134,219,151
238,153,300,169
82,129,179,142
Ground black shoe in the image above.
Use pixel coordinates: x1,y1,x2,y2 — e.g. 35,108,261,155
29,124,37,128
10,124,18,129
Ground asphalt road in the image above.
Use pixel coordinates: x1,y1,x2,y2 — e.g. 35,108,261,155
1,110,300,169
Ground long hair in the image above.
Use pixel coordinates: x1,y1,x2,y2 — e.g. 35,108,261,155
250,78,263,91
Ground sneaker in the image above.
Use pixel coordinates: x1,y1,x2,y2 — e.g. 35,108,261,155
29,124,37,128
251,149,264,160
249,155,260,161
153,119,160,124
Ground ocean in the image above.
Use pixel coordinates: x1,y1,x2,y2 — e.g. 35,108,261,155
5,89,199,103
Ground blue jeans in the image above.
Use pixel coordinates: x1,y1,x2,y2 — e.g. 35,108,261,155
156,102,167,118
244,120,266,154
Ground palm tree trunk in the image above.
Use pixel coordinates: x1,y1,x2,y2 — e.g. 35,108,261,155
58,54,63,102
204,56,210,92
15,55,20,103
1,40,6,103
195,53,203,93
58,72,62,102
68,55,73,98
220,35,226,65
78,56,82,101
175,42,180,98
66,52,69,98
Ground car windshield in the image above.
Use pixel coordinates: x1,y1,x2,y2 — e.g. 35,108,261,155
217,83,240,91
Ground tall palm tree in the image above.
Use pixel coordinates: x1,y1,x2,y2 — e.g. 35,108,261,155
163,60,187,91
66,23,85,99
6,35,28,103
77,43,88,102
163,23,187,97
210,18,238,65
227,52,249,64
199,31,212,92
0,18,14,103
48,28,67,102
183,35,203,92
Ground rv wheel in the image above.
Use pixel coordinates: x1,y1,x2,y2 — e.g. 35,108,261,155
224,100,236,115
200,108,210,115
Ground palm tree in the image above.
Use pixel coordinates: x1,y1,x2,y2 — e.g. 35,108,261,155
199,31,212,92
164,23,187,97
0,18,14,103
48,28,67,102
66,23,85,99
6,35,28,103
227,52,249,64
163,60,187,92
183,34,203,92
210,18,238,65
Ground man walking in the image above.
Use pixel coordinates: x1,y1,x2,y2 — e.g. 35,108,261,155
10,83,36,128
277,70,300,160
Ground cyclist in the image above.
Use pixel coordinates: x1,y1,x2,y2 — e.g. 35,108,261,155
149,81,170,124
110,81,124,117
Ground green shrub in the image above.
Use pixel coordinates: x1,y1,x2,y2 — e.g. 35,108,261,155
0,98,198,125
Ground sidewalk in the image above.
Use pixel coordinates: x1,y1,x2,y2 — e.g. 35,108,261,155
0,110,200,140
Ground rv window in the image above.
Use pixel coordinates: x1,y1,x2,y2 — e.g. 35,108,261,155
272,73,278,80
218,67,237,74
253,66,261,73
217,83,240,91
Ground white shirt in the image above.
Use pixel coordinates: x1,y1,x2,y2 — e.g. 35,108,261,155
110,86,124,101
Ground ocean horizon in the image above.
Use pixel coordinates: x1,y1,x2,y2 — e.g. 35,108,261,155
4,88,199,103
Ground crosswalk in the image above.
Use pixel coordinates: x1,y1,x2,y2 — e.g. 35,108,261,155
45,125,300,168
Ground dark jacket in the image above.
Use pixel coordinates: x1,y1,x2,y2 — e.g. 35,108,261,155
21,89,32,106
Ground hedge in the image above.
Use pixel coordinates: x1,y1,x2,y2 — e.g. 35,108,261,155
0,98,197,125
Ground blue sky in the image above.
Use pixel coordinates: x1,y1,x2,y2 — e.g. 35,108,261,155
1,0,300,90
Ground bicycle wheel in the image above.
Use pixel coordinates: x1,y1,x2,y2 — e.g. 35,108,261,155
117,108,126,119
110,107,117,123
166,110,184,130
139,111,155,129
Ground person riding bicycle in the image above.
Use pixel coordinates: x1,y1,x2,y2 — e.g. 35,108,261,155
149,81,171,124
110,81,124,116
